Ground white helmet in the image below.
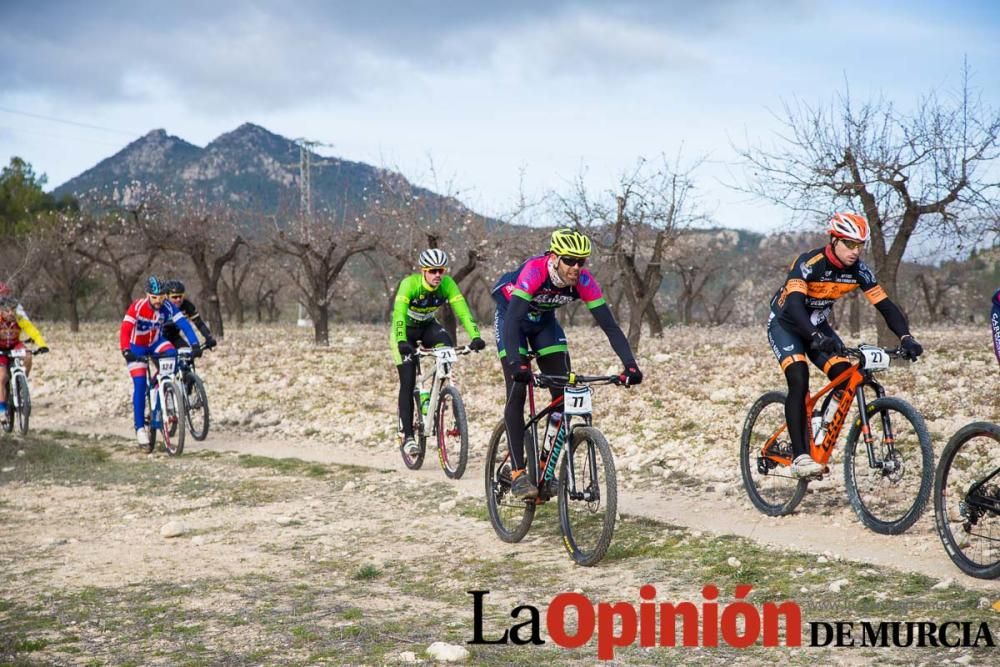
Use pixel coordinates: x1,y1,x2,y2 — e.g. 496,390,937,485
419,248,449,269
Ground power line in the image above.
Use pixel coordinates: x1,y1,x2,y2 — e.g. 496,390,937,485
0,124,128,148
0,106,140,137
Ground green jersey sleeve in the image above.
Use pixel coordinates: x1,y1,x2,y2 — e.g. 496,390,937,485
392,274,421,343
439,275,481,341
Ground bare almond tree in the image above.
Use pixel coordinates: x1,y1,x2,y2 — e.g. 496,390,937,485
141,193,246,337
271,211,374,345
30,211,96,332
558,156,708,349
71,203,160,313
735,64,1000,343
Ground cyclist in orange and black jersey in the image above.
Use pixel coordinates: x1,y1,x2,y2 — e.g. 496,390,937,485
992,288,1000,367
767,213,923,478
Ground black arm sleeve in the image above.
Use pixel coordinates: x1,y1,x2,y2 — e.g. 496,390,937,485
184,300,213,338
875,298,911,339
784,292,817,339
589,303,635,365
502,297,532,368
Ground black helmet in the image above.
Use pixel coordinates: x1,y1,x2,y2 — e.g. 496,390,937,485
164,279,186,295
145,275,165,295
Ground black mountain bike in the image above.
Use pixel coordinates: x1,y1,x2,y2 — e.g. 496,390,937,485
933,422,1000,579
177,347,210,441
485,357,624,566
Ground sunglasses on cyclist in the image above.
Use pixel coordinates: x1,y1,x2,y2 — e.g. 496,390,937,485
423,268,446,275
839,239,865,250
169,294,185,300
559,256,586,267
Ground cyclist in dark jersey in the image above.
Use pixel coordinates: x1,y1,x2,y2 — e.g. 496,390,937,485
492,228,642,499
768,213,923,478
161,280,216,353
391,249,486,457
992,288,1000,366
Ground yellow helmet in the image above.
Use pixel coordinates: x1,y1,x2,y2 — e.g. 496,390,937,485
549,228,592,258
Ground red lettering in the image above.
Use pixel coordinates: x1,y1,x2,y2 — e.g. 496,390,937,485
547,592,594,649
597,602,637,660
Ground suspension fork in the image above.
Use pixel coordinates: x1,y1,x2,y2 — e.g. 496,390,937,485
857,377,892,469
9,365,25,410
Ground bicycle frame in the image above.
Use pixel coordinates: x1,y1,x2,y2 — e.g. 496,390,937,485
144,354,179,427
760,346,900,469
522,369,612,503
2,350,28,413
413,346,469,438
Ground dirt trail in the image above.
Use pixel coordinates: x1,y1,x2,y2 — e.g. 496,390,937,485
58,416,1000,593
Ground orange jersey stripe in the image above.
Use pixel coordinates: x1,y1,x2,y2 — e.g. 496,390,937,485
806,281,859,300
780,354,808,371
864,285,888,304
822,356,850,374
785,279,807,295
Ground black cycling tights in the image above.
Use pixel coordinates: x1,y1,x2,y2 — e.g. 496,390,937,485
503,352,569,471
785,360,852,458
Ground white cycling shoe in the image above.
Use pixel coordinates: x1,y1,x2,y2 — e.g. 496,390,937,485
791,454,823,478
136,427,150,447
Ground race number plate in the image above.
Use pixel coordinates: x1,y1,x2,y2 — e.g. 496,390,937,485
860,346,890,371
10,348,26,358
159,358,176,374
563,386,593,415
437,347,457,363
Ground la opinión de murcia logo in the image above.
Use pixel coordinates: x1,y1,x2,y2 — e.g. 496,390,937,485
468,587,995,660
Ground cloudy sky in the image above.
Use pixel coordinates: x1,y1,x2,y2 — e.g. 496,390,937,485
2,1,998,233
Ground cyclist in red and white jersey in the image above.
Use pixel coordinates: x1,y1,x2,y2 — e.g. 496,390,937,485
119,276,199,447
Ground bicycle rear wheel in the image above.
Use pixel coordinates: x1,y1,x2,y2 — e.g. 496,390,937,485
934,422,1000,579
159,379,186,456
1,379,12,433
843,397,932,535
558,426,617,567
436,385,469,479
484,419,535,543
185,372,210,441
739,391,807,516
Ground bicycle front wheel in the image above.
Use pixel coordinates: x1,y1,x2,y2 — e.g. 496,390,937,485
484,419,535,543
934,422,1000,579
843,397,932,535
558,426,617,567
739,391,807,516
436,385,469,479
185,372,210,441
13,373,30,435
160,379,186,456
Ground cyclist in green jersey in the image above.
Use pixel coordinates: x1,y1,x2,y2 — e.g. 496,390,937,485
392,249,486,456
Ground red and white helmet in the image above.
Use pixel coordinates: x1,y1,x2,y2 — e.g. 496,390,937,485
828,213,870,243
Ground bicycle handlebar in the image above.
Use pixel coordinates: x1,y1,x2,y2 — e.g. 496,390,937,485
415,345,473,356
534,373,624,388
0,347,46,357
843,345,915,362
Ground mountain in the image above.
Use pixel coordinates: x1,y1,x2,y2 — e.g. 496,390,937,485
52,123,448,221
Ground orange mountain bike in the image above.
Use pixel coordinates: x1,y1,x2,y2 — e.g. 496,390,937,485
740,345,932,535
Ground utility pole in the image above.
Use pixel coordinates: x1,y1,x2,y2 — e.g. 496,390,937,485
293,137,334,326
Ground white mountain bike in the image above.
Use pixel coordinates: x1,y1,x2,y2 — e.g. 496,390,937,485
400,345,472,479
1,347,46,435
140,353,187,456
